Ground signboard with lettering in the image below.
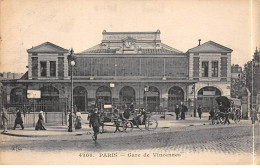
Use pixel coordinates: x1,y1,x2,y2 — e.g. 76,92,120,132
104,104,112,108
27,90,41,99
203,91,215,96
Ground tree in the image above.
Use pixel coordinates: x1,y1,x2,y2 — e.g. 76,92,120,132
231,71,246,98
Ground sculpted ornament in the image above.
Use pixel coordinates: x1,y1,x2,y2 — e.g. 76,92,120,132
123,37,136,48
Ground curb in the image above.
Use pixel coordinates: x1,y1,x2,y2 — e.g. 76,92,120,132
1,132,49,137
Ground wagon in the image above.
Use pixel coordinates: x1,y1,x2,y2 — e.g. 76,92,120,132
99,106,158,133
213,96,241,124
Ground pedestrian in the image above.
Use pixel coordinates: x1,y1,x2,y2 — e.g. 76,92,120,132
74,105,78,114
75,111,82,129
89,108,101,141
209,107,215,125
22,105,28,117
129,102,134,112
251,106,257,124
13,109,24,130
197,105,202,119
180,102,188,120
68,112,73,132
175,105,180,120
224,110,230,125
209,107,215,120
1,107,8,133
35,111,46,130
113,106,121,133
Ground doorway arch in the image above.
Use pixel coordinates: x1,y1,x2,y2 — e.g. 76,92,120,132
168,86,184,111
10,87,28,104
143,86,160,112
119,86,136,108
73,86,87,111
96,86,112,109
40,86,59,112
197,86,221,111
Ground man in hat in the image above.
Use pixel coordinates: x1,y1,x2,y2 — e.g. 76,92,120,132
13,109,24,130
89,108,101,141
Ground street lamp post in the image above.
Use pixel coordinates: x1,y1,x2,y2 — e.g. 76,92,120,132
68,49,75,132
144,86,148,112
110,83,115,112
192,84,196,117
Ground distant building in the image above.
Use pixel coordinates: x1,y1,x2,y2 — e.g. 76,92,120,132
2,30,232,112
0,72,23,80
231,64,243,79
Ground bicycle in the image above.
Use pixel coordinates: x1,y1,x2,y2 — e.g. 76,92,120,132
131,111,158,131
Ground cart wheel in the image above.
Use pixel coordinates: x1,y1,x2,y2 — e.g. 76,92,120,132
134,117,146,130
145,117,158,131
114,120,123,132
123,121,133,133
219,117,225,124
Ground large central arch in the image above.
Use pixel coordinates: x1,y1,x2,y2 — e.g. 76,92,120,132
168,86,184,112
119,86,136,108
143,86,160,112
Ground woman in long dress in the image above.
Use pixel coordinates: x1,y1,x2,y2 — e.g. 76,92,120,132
35,111,46,130
75,111,82,129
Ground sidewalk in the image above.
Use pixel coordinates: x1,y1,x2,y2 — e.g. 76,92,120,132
0,113,250,137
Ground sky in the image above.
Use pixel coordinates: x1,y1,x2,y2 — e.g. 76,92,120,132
1,0,260,73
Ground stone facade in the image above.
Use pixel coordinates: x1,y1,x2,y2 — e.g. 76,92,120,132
2,31,232,112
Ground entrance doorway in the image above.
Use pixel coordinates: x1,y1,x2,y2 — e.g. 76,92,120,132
73,86,87,112
40,86,59,112
143,86,160,112
96,86,112,109
168,86,184,112
197,86,221,112
119,86,135,108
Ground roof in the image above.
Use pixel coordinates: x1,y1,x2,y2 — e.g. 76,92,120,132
187,41,233,53
102,30,161,35
82,48,119,53
20,71,28,80
79,42,183,55
27,42,68,53
79,48,181,54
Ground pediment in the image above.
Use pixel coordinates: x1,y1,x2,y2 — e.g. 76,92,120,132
188,41,232,53
27,42,68,53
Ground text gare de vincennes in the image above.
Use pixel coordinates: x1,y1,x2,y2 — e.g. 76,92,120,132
79,152,181,158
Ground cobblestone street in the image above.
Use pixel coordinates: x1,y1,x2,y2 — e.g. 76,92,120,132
1,116,259,164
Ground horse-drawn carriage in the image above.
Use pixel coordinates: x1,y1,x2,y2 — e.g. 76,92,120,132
99,105,158,133
210,96,242,124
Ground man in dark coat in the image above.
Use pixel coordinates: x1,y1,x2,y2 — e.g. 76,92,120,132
197,105,202,119
180,102,188,120
13,109,24,130
129,102,134,112
175,105,180,120
89,108,101,141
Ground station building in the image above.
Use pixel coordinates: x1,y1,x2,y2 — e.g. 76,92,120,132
1,30,232,112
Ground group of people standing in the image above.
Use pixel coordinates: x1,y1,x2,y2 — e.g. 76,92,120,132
174,102,188,120
174,103,203,120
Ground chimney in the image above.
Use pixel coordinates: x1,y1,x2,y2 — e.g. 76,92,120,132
198,39,201,46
